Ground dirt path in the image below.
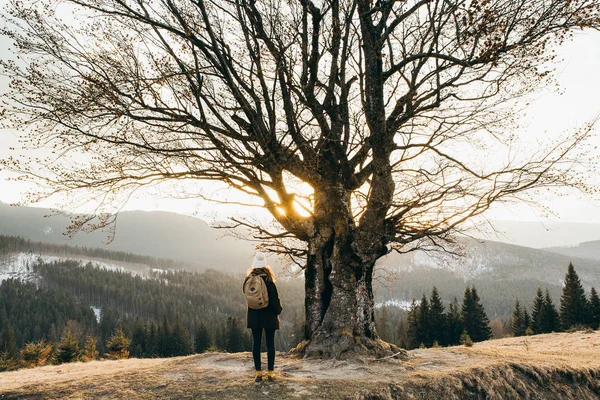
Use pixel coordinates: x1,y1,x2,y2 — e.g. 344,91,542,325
2,331,600,399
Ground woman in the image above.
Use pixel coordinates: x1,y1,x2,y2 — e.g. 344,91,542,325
243,252,283,383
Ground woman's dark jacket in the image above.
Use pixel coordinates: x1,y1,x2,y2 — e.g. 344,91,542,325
245,276,283,330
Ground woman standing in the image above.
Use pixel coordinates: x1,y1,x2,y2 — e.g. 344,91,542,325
243,252,283,383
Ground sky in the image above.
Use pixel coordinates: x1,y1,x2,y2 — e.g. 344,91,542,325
1,3,600,227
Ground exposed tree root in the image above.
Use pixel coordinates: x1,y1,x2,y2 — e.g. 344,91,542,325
289,337,408,360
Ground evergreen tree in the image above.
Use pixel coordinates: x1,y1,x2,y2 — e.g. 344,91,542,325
54,326,81,364
429,287,446,346
105,326,131,360
194,322,212,353
225,317,245,353
540,289,561,333
531,287,544,334
446,297,463,346
462,286,491,342
589,287,600,330
0,323,18,360
376,306,393,343
523,308,531,335
404,299,420,350
146,321,159,357
511,298,526,337
99,308,119,345
395,317,407,349
20,339,53,368
158,316,173,357
214,321,227,351
0,349,18,372
131,318,148,358
417,294,431,347
560,263,589,329
81,335,99,362
48,323,58,344
171,313,193,356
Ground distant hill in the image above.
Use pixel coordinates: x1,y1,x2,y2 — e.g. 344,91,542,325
545,240,600,261
380,238,600,288
374,238,600,318
0,202,255,273
477,219,600,249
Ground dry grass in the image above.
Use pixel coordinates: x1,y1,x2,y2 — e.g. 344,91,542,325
2,330,600,399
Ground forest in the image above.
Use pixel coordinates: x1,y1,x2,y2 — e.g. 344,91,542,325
0,257,304,371
1,234,600,371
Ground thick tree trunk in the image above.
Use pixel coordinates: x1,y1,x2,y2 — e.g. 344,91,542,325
297,231,400,359
289,183,403,359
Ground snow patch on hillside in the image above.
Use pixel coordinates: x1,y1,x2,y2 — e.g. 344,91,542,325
375,299,415,310
411,249,493,280
91,306,102,323
0,252,164,285
0,253,58,284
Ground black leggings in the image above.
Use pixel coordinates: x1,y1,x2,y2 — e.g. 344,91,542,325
251,328,275,371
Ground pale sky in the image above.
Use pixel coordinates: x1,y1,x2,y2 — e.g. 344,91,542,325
1,3,600,226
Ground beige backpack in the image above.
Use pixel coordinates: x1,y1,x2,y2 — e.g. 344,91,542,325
243,274,269,309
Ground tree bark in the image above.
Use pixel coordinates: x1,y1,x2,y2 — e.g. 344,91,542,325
300,233,400,358
295,189,400,358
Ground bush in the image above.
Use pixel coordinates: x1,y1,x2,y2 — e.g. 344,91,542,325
0,351,18,372
20,340,53,368
82,336,99,362
105,327,131,360
525,328,534,336
460,331,473,347
54,328,82,364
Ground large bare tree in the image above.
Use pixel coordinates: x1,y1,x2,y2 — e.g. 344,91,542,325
2,0,599,357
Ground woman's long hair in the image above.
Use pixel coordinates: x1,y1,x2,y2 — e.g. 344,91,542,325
246,266,276,283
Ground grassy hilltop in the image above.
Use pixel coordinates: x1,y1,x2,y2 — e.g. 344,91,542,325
2,330,600,400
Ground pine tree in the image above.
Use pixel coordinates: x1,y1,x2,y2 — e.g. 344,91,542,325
376,306,393,343
405,299,420,350
417,294,431,347
523,308,531,335
511,298,526,337
146,321,159,357
48,323,58,344
194,322,212,353
429,287,446,346
0,323,18,360
214,321,227,351
0,350,18,372
20,339,53,368
462,286,491,343
54,326,81,364
395,318,407,349
225,317,245,353
531,287,544,334
540,289,561,333
560,262,589,329
81,336,99,362
589,287,600,330
105,327,131,360
158,316,172,357
446,297,463,346
131,318,148,358
171,313,193,356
